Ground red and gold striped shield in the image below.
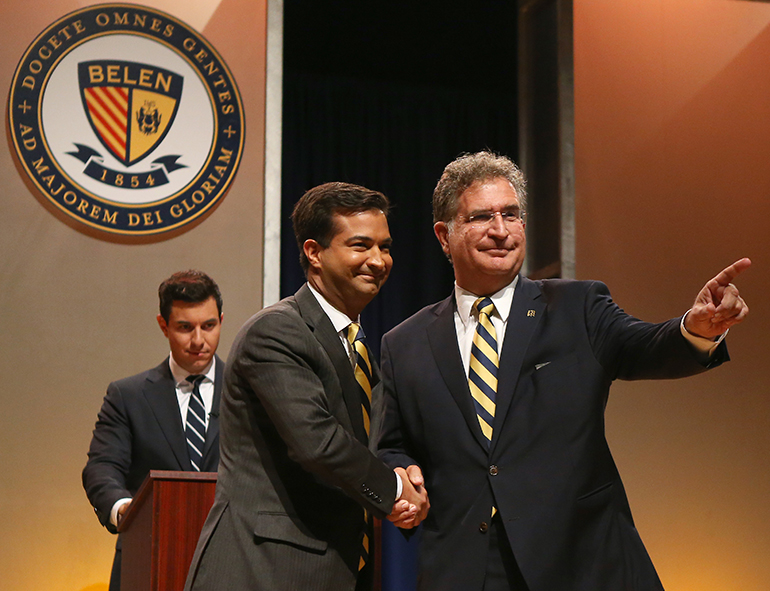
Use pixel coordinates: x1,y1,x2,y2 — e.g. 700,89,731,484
79,60,183,166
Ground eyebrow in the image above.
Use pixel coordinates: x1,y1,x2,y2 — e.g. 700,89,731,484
345,235,392,244
174,317,219,325
467,204,520,213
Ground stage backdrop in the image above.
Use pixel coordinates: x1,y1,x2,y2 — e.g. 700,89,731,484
575,1,770,590
0,1,266,590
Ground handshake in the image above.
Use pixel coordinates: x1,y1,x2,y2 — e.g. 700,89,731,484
388,465,430,529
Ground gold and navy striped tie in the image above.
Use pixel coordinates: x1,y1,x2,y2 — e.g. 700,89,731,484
347,322,373,437
347,322,373,571
469,297,498,446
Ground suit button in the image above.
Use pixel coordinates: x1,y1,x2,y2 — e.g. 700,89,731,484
479,521,489,533
489,465,498,476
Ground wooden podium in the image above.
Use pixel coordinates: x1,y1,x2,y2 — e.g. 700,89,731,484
118,470,217,591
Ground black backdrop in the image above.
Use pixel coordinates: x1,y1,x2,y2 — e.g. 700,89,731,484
281,3,519,588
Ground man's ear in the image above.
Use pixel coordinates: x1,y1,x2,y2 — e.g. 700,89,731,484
434,222,451,258
157,314,169,337
304,239,323,270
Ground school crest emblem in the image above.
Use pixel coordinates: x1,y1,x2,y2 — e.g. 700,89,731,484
7,4,245,242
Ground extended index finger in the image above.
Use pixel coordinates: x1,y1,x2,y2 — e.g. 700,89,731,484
712,257,751,287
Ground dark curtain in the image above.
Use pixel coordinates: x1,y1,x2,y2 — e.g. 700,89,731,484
281,71,518,339
281,70,517,591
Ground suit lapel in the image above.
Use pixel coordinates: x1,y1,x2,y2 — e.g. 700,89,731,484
490,276,545,455
295,285,369,444
144,359,191,470
427,294,490,451
201,355,223,467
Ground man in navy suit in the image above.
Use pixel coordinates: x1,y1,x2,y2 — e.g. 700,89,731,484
377,151,750,591
83,270,225,591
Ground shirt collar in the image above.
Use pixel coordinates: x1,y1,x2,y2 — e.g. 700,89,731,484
168,354,216,386
307,282,359,334
454,275,519,327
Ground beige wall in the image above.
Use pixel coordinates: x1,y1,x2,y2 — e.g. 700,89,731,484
575,1,770,589
0,1,266,589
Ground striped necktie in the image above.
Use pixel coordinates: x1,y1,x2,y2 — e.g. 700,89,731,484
469,297,498,445
347,322,373,437
346,322,373,571
185,374,206,471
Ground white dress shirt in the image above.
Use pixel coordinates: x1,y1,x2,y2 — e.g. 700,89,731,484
169,354,216,431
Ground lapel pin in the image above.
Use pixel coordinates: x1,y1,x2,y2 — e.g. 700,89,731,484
527,309,536,317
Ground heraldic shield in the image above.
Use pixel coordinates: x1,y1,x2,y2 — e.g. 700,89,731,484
78,60,184,166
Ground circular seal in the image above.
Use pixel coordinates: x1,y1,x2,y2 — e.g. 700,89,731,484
7,3,245,242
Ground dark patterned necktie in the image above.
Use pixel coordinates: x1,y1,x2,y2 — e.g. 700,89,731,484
185,374,206,471
347,322,373,571
347,322,373,437
469,298,498,446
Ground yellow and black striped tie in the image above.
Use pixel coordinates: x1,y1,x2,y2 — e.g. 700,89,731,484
347,322,373,437
347,322,373,570
469,297,498,446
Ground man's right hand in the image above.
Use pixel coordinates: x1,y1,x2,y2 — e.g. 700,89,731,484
388,465,429,529
117,500,131,526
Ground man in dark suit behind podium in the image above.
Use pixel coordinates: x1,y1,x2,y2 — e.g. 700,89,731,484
377,151,751,591
83,270,225,591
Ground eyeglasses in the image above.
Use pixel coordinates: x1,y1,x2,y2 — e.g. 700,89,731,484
460,209,526,228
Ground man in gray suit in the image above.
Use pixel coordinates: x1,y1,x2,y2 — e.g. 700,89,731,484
83,270,225,591
185,182,429,591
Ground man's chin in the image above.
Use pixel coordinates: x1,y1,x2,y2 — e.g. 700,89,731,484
184,356,211,373
475,258,522,282
356,277,386,292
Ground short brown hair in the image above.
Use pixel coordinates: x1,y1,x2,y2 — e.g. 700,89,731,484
433,151,527,224
158,270,222,322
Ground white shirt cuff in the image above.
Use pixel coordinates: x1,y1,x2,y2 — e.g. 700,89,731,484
680,311,727,358
110,498,132,527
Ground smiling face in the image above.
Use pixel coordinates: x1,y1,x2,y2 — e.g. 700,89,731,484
157,296,222,375
305,209,393,319
434,177,526,296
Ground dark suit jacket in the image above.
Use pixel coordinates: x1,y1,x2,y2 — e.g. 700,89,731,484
82,356,223,590
378,277,728,591
185,284,398,591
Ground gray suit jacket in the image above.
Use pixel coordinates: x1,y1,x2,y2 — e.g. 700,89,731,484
185,284,397,591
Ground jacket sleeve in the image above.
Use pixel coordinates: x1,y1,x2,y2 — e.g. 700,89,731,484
584,280,729,381
82,381,133,534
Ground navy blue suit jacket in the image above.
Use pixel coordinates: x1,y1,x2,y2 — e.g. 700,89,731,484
83,356,223,590
378,278,727,591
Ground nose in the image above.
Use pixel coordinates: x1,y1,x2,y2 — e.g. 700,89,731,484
368,248,386,272
190,327,204,348
487,212,509,237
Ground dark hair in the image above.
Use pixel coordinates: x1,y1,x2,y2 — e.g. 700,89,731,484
158,270,222,322
291,182,390,273
433,151,527,224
